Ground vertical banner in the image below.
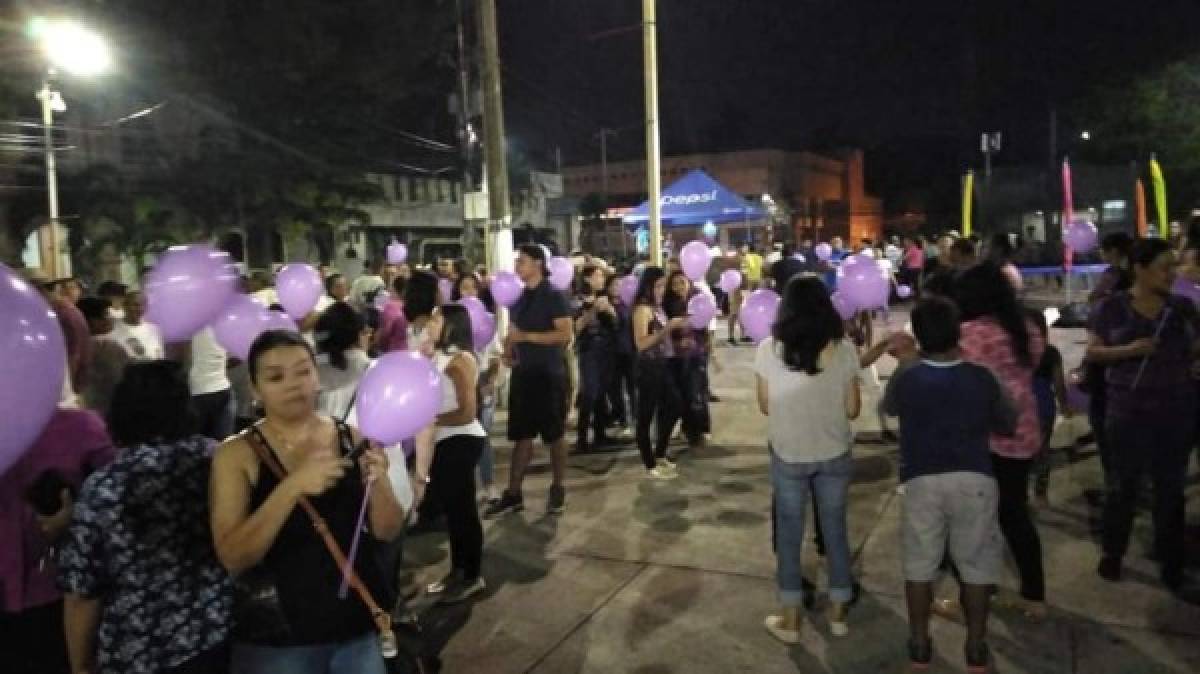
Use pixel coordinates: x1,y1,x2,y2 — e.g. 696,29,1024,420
961,170,974,237
1149,155,1167,237
1061,158,1074,225
1135,178,1148,237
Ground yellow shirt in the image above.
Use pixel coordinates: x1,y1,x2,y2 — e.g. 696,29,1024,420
741,253,764,282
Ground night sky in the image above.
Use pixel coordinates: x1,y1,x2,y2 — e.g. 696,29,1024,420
498,0,1200,212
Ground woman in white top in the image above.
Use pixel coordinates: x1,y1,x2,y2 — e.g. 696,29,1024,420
314,302,372,421
413,303,488,604
754,275,861,644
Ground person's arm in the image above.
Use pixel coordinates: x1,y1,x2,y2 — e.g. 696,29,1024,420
210,439,347,575
1084,331,1155,363
574,306,595,335
435,354,478,426
859,338,890,368
411,424,436,507
844,345,862,420
350,429,405,541
755,374,769,415
63,593,101,674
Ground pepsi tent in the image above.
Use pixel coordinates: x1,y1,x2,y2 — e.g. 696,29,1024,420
622,169,766,227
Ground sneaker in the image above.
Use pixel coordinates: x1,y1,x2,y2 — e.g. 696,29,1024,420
727,337,738,347
1097,556,1122,582
647,465,677,480
828,604,849,637
618,426,634,439
426,569,463,595
708,392,721,402
965,642,990,674
763,614,800,644
482,490,523,518
438,576,487,604
547,485,566,514
908,637,933,671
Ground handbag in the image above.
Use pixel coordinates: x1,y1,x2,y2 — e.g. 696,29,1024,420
243,425,399,658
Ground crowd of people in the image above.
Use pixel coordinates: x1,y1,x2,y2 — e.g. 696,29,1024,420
2,218,1198,673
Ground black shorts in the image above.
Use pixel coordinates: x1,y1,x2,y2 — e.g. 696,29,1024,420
507,367,567,443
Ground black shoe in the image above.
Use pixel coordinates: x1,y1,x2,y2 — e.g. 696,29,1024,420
881,429,899,444
483,490,523,518
908,637,933,670
708,393,721,402
727,337,737,347
1097,556,1122,582
740,336,753,343
1162,565,1185,592
965,642,990,673
547,485,566,514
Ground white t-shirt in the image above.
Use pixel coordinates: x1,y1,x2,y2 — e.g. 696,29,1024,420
189,327,230,395
753,337,860,463
340,406,415,514
316,349,372,421
110,320,165,361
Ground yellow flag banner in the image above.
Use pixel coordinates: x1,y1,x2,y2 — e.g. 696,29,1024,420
962,170,974,237
1149,157,1167,236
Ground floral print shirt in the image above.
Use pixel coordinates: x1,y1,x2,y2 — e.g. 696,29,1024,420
960,317,1046,459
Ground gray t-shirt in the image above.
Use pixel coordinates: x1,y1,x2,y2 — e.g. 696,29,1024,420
753,337,860,463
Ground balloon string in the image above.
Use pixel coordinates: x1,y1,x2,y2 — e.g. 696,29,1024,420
1131,307,1172,390
338,475,375,600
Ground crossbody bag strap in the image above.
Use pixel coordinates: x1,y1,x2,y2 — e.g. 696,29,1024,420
243,426,395,648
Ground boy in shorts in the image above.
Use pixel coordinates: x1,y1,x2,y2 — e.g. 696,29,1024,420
882,297,1017,673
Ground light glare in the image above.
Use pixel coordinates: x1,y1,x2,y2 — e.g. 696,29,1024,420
38,19,112,76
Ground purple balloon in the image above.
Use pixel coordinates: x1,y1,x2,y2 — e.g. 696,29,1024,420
459,296,496,349
144,244,238,343
212,295,297,361
0,264,67,475
718,269,743,294
356,351,443,445
839,257,890,310
548,256,574,291
687,292,717,330
490,271,523,308
830,292,857,321
618,275,638,306
1172,277,1200,306
1063,219,1098,254
387,241,408,265
276,263,323,320
679,240,713,282
739,289,780,343
438,278,454,304
896,284,913,299
815,243,833,261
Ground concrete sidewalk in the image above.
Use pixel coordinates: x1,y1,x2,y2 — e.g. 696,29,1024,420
403,319,1200,673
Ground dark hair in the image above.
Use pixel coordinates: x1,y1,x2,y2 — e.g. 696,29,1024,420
634,267,665,306
663,270,692,318
518,244,548,274
988,232,1013,260
391,275,407,296
246,329,315,384
1130,236,1170,269
952,261,1033,367
580,265,602,291
772,276,845,374
315,302,364,370
451,273,479,302
1027,306,1049,338
1100,232,1134,257
951,237,977,257
911,296,961,355
403,270,439,322
324,273,344,297
781,243,795,258
96,280,127,298
77,296,112,323
108,361,196,447
435,303,475,354
602,273,621,298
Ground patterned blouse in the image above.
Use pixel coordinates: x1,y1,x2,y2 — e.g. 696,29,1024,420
960,317,1046,459
57,436,231,674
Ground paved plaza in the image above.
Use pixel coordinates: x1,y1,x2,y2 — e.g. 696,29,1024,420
404,307,1200,673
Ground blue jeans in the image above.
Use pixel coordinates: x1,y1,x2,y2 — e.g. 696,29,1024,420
231,634,386,674
477,393,497,487
770,450,855,606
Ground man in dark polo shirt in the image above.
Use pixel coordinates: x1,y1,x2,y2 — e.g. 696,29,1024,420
485,244,574,517
768,243,807,292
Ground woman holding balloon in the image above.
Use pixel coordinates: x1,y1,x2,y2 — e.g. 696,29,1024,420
664,270,712,452
604,273,639,437
210,330,404,673
631,267,691,479
573,265,620,453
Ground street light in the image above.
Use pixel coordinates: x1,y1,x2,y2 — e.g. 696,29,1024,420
1079,130,1092,141
28,18,112,277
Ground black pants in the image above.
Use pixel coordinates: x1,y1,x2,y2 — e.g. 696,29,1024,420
429,435,485,579
1102,414,1192,575
576,347,613,446
1089,387,1113,487
607,352,638,427
992,454,1045,601
191,389,234,442
635,358,680,469
163,643,230,674
667,356,711,444
0,600,69,674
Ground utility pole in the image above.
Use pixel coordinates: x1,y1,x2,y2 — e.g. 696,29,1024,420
455,0,478,260
642,0,663,265
37,78,64,278
478,0,513,272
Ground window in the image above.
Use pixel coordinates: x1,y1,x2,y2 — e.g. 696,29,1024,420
1102,200,1126,223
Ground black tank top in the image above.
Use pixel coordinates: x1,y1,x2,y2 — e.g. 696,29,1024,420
246,422,391,645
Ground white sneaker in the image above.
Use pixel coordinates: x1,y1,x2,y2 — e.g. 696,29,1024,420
648,465,677,480
764,615,801,644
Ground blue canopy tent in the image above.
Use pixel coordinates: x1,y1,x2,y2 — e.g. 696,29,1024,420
622,169,766,227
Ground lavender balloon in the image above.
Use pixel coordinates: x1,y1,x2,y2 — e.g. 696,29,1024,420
276,263,323,320
687,291,717,330
1063,219,1098,254
739,289,781,343
548,256,574,291
618,274,638,306
896,284,913,299
840,257,890,310
0,264,67,475
1172,277,1200,306
386,241,408,265
830,292,857,321
718,269,743,294
144,244,238,343
679,240,713,281
356,351,443,445
264,309,299,333
459,296,496,348
212,295,290,361
815,243,833,261
490,271,523,307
